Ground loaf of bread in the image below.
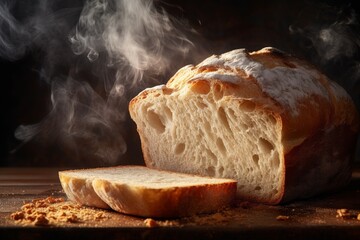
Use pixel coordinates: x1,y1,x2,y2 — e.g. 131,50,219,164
59,166,237,217
129,47,359,204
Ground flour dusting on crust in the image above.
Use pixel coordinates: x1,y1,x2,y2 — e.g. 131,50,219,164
192,71,241,84
258,66,329,115
196,48,331,115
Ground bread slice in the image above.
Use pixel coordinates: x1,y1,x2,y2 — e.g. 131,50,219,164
129,47,359,204
59,166,237,218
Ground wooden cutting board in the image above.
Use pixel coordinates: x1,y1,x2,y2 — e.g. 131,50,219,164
1,167,360,240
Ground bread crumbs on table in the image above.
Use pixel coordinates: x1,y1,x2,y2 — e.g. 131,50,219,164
276,215,290,221
144,218,159,227
336,209,357,219
9,196,109,226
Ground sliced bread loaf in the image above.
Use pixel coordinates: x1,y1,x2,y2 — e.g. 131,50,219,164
59,166,237,218
129,47,359,204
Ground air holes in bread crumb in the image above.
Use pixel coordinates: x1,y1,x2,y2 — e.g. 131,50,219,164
239,100,256,112
218,166,224,176
216,137,227,155
241,115,253,130
163,106,173,122
255,186,262,191
205,166,215,176
205,149,217,162
227,108,236,122
190,80,210,94
204,121,212,138
146,110,165,133
174,143,185,155
240,122,249,130
252,154,260,166
272,156,280,168
258,137,274,154
213,84,224,100
196,101,207,109
269,114,277,125
218,107,231,131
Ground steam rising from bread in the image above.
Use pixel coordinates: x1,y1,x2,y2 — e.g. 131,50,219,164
0,0,194,165
70,0,193,87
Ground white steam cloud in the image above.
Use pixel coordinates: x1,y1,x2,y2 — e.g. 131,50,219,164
70,0,193,89
1,0,195,166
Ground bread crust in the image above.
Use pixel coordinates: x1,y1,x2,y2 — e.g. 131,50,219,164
282,125,355,203
129,47,359,204
93,176,237,218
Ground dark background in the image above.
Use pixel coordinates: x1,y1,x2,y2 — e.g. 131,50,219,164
1,0,359,167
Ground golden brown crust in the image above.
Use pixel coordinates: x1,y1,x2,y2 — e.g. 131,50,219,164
282,125,355,203
93,178,237,218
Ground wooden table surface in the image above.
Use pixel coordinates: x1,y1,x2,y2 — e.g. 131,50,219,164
0,167,360,240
